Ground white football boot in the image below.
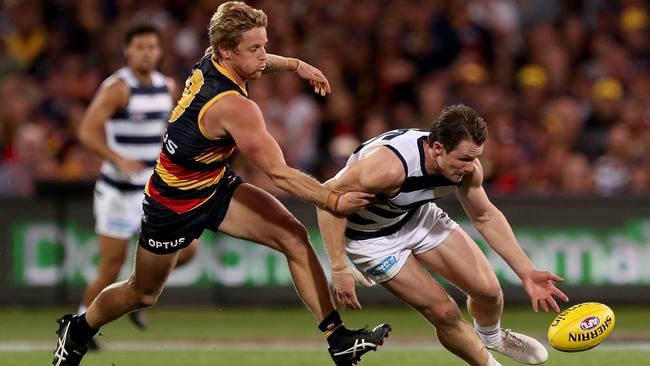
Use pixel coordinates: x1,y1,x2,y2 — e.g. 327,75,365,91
486,329,548,365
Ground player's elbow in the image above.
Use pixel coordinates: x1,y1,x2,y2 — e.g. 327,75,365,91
268,170,289,188
471,206,504,231
265,163,291,186
77,126,93,148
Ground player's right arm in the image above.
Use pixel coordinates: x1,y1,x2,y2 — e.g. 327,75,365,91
78,78,146,175
201,93,373,215
317,147,404,309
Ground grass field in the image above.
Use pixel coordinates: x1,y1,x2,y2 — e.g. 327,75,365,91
1,305,648,365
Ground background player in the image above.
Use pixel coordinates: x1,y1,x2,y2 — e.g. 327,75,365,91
77,23,198,348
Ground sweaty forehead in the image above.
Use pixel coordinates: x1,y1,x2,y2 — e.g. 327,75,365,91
450,140,483,157
240,27,267,45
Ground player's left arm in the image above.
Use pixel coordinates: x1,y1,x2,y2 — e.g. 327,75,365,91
456,159,569,312
263,54,330,96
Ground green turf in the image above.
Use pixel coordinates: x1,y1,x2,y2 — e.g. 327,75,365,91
1,349,649,366
1,305,648,365
1,305,648,341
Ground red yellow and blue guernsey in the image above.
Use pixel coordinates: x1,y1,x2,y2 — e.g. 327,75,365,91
145,54,248,214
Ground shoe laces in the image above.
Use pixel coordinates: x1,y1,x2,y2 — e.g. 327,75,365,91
501,329,526,349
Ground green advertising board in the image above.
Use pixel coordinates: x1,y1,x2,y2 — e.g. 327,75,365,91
10,219,650,287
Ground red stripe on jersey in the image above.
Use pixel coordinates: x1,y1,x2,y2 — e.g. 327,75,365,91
159,151,224,182
146,179,212,214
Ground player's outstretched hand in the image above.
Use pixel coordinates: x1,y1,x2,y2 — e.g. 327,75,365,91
331,266,372,310
521,270,570,313
295,60,331,96
336,191,375,215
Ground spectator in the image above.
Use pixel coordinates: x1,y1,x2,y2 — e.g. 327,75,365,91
0,0,649,197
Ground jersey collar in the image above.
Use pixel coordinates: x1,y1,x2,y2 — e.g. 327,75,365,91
211,57,249,97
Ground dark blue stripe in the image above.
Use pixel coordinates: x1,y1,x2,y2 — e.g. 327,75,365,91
347,213,377,225
365,205,406,218
130,86,168,95
401,175,457,193
115,135,162,144
101,174,145,192
111,110,169,120
345,209,416,240
387,199,435,211
417,136,433,178
384,145,408,179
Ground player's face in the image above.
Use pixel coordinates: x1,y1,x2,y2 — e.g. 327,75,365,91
433,139,483,183
231,27,268,81
124,33,161,74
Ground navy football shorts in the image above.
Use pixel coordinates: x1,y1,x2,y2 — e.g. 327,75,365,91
138,171,243,254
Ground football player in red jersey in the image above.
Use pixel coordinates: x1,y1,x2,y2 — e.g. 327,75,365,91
53,3,390,366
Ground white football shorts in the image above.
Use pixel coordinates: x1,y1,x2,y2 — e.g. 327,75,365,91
93,180,145,240
346,202,459,284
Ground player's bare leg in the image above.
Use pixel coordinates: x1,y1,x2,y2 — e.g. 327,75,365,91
177,239,199,266
218,183,390,365
418,228,548,364
85,245,179,328
218,184,336,319
77,235,128,349
80,235,128,313
126,239,199,330
381,255,490,365
54,245,179,366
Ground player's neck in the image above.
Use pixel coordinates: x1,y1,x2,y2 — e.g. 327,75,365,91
214,57,247,88
421,140,440,176
129,67,153,86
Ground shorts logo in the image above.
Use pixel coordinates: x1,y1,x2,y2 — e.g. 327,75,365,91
148,237,186,250
366,256,397,277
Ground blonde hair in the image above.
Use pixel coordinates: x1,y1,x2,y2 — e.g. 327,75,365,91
208,1,267,61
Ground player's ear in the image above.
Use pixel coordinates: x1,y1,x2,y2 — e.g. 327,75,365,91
432,141,445,157
219,46,231,60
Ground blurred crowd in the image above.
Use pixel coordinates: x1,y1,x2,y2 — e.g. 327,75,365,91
1,0,649,197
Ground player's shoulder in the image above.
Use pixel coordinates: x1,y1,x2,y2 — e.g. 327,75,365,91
359,146,406,182
101,74,129,91
96,74,129,105
204,91,259,123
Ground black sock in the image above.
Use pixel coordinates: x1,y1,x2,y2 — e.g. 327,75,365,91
70,314,99,344
319,310,345,344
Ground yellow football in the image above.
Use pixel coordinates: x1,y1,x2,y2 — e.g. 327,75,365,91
547,302,615,352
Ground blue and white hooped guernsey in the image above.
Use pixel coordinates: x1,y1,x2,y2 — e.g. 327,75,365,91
344,128,460,240
100,67,172,191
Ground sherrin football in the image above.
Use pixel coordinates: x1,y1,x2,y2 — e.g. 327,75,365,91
547,302,615,352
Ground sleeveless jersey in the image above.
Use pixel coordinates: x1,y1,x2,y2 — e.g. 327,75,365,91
101,67,172,189
145,54,247,213
345,129,460,240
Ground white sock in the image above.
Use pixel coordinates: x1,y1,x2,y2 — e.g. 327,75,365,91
77,305,88,316
474,319,502,347
486,352,502,366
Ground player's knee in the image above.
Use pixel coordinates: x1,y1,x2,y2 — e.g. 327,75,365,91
131,288,161,308
275,220,310,254
127,277,162,308
471,283,503,306
421,302,462,328
138,293,160,308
